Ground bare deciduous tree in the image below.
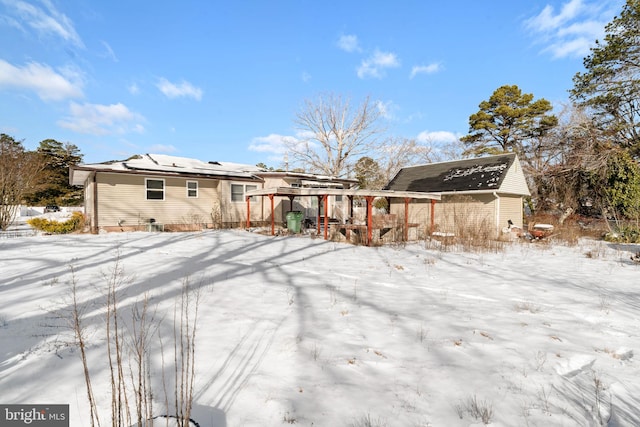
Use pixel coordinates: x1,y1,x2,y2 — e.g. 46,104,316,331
0,134,45,230
355,137,464,190
524,104,618,219
379,137,438,186
287,93,384,177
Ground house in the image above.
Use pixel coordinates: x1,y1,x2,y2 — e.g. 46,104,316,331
69,154,356,233
384,153,530,238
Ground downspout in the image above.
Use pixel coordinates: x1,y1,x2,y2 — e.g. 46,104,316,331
269,194,275,236
430,199,436,236
261,182,265,224
246,195,251,229
493,192,500,237
92,172,99,234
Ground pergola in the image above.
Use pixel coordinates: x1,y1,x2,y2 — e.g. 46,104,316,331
245,187,441,245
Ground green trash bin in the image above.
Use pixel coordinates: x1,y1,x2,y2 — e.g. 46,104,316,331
286,211,304,233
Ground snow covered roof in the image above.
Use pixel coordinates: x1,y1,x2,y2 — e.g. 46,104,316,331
70,153,263,185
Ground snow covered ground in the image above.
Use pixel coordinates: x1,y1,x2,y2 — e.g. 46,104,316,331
0,228,639,426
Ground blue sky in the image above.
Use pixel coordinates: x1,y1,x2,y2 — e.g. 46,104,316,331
0,0,624,166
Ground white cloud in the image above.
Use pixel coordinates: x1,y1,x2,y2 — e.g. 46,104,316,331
417,130,460,144
544,37,593,58
58,102,145,135
248,134,298,154
0,59,83,101
100,41,118,62
128,83,140,95
156,78,203,100
526,0,585,32
3,0,84,47
524,0,619,58
375,100,398,120
337,34,361,53
1,14,25,32
357,49,400,79
410,63,442,79
301,71,311,83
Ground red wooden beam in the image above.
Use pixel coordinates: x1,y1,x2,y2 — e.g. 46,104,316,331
316,195,322,235
323,194,329,240
269,194,275,236
365,196,375,246
404,197,412,241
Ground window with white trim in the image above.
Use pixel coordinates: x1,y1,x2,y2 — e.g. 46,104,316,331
187,181,198,198
231,183,258,202
231,184,244,202
146,178,165,200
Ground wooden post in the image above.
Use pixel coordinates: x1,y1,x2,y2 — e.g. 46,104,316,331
269,194,275,236
404,197,411,241
323,194,329,240
316,195,322,235
365,196,375,246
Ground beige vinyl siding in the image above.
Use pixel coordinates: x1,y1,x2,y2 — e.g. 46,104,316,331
388,199,434,240
434,194,497,235
500,160,531,196
260,177,290,223
85,174,96,231
391,194,524,238
219,180,262,226
96,172,220,228
390,199,432,224
499,195,524,229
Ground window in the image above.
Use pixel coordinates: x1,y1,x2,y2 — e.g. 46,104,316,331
187,181,198,198
146,179,164,200
231,184,244,202
231,183,258,202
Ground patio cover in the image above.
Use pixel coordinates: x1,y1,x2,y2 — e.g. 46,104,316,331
245,187,441,245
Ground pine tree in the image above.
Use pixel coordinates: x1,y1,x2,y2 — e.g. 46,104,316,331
571,0,640,157
24,139,84,206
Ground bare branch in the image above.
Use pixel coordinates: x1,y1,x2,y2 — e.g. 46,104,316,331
287,93,385,177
